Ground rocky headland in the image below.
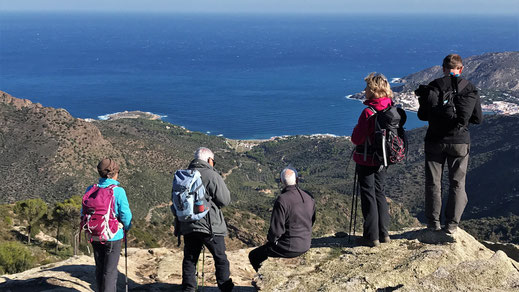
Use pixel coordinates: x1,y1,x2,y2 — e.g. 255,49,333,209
348,51,519,115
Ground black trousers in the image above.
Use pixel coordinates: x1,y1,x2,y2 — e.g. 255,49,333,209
182,233,234,292
248,243,304,272
92,239,122,292
356,164,390,241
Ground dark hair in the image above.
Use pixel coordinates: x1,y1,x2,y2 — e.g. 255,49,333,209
442,54,463,69
97,158,120,178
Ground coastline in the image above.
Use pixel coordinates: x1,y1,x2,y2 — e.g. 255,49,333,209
91,109,350,143
97,110,167,121
345,91,519,115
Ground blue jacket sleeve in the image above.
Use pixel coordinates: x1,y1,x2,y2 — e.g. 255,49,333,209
115,187,132,231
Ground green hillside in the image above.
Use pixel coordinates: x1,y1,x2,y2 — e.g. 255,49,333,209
1,88,518,264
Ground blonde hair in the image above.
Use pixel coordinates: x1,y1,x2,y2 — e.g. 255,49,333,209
364,72,393,99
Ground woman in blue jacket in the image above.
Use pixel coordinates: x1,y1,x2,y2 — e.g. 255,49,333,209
83,158,132,292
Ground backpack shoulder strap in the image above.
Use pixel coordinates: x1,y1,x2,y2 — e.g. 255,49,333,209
366,106,377,118
457,79,469,94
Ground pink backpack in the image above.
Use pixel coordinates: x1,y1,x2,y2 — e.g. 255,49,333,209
81,184,119,242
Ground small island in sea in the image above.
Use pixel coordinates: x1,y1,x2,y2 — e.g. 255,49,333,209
97,110,165,121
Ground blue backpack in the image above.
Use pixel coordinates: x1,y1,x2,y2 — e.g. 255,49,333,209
171,169,210,222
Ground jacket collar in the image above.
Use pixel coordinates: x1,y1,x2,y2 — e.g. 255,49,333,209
282,185,306,202
282,185,298,193
188,159,214,170
98,178,120,187
363,96,392,112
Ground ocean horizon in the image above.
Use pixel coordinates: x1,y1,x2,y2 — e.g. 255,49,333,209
1,12,517,139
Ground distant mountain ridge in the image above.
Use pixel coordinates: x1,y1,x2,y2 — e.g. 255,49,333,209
395,51,519,93
349,51,519,114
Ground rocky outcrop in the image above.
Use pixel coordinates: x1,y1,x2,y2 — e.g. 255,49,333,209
0,246,257,291
2,228,518,291
0,90,42,109
255,228,519,291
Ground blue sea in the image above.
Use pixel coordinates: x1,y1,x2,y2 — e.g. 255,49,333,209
0,13,517,139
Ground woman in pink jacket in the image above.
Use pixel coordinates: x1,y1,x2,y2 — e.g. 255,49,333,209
351,73,392,247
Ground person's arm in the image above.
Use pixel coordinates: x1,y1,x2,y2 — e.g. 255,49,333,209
312,203,316,226
208,174,231,207
455,84,479,128
115,188,132,231
469,90,483,124
351,108,373,146
267,199,287,244
416,84,438,121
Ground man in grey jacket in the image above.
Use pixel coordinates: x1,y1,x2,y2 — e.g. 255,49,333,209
248,167,316,272
178,147,234,292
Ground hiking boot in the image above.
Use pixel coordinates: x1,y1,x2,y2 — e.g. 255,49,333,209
218,278,234,292
443,226,458,235
380,236,391,243
357,237,380,247
251,274,263,291
427,223,441,231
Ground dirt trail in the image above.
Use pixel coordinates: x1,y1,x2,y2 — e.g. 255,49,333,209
222,163,241,180
144,203,170,223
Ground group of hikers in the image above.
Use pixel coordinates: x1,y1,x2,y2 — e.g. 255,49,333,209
80,54,482,291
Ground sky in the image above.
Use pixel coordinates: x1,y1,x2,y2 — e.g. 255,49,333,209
1,0,518,15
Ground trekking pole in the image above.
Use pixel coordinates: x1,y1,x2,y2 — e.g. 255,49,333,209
201,246,206,292
348,167,358,243
196,256,200,291
347,149,355,244
353,170,359,239
125,230,128,292
348,172,355,243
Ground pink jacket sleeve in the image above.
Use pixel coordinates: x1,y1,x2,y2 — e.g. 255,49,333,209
351,108,375,146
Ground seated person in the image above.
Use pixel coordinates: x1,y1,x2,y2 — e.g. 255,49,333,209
248,167,316,272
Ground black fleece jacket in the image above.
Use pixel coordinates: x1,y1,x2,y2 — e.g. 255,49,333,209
267,185,316,254
417,75,483,144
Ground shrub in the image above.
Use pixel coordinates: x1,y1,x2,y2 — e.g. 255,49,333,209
0,241,35,274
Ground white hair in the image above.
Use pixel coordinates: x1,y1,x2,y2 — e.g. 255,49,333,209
194,147,214,162
280,167,297,186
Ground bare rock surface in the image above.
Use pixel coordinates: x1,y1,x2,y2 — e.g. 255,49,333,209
0,246,257,291
255,228,519,291
1,229,518,291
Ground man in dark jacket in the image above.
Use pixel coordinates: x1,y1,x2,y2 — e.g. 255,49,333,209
416,54,483,234
248,167,316,272
177,147,234,292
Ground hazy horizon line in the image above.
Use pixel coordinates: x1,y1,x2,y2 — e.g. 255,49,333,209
0,9,517,17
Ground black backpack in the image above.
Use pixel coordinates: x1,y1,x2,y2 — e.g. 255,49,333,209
415,77,469,121
367,106,408,167
433,77,469,119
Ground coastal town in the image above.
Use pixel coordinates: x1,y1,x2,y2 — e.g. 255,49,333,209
348,90,519,115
